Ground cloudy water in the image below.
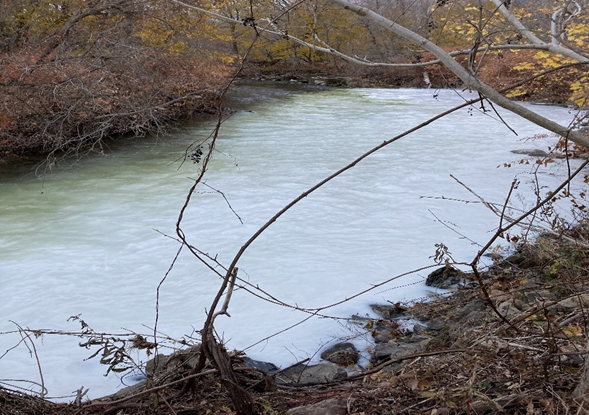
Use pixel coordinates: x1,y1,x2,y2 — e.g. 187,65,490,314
0,84,584,400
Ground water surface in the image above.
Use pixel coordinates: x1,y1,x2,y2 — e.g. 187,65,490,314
0,84,583,399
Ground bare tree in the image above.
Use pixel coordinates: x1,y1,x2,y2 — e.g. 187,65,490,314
0,0,229,163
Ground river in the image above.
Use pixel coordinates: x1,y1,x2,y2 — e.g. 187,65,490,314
0,83,584,400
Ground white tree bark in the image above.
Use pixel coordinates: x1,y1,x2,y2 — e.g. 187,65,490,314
489,0,588,62
326,0,589,149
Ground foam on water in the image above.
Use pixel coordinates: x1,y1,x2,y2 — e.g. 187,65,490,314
0,86,583,400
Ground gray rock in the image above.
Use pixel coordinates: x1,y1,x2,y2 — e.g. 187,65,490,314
511,149,549,157
426,318,447,331
406,335,431,343
287,398,347,415
244,357,279,374
320,342,359,366
412,323,428,335
145,354,170,377
372,342,421,362
144,346,201,378
426,266,463,288
524,290,558,303
111,381,148,399
373,331,395,343
497,300,521,320
454,300,486,321
278,362,348,385
370,303,407,319
552,294,589,310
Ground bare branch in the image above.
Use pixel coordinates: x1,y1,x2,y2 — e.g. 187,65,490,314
327,0,589,148
489,0,588,61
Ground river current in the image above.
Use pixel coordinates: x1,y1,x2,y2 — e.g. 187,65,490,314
0,84,584,400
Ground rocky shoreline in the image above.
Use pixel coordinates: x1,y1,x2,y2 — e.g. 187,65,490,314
105,249,585,411
5,231,589,414
110,265,462,398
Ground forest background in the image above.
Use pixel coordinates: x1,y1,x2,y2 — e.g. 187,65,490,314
0,0,587,163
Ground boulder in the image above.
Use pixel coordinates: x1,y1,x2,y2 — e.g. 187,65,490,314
370,303,407,319
424,318,447,332
145,345,200,377
551,294,589,311
453,300,487,321
426,265,463,288
373,330,395,343
372,342,421,362
243,357,279,374
277,362,347,385
497,300,522,320
320,342,360,366
371,318,404,343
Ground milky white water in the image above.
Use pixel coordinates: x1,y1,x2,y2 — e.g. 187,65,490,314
0,84,584,400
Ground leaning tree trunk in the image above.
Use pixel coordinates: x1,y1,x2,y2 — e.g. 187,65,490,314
325,0,589,150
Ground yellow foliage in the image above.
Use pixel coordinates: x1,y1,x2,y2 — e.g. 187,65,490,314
506,86,528,99
570,76,589,107
13,3,71,36
568,23,589,47
512,61,535,71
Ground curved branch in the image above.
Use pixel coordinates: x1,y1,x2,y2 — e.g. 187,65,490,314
327,0,589,149
489,0,588,61
551,1,582,45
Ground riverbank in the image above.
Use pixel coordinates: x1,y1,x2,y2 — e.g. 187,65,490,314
2,48,586,165
238,50,587,106
4,227,589,414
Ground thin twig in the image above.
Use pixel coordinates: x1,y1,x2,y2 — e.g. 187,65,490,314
11,321,47,399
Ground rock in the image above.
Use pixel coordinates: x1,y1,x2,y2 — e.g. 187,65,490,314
277,362,348,385
372,342,421,362
406,335,431,343
370,303,407,319
511,148,549,157
111,381,148,399
478,336,510,353
552,294,589,310
426,318,447,331
497,300,522,320
145,354,170,377
453,300,486,321
243,357,279,374
145,345,201,378
426,265,463,288
373,331,395,343
412,323,428,335
320,342,360,366
513,299,530,311
371,319,403,343
287,398,347,415
524,289,558,303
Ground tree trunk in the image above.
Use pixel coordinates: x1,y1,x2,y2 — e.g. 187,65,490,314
325,0,589,150
203,331,258,415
